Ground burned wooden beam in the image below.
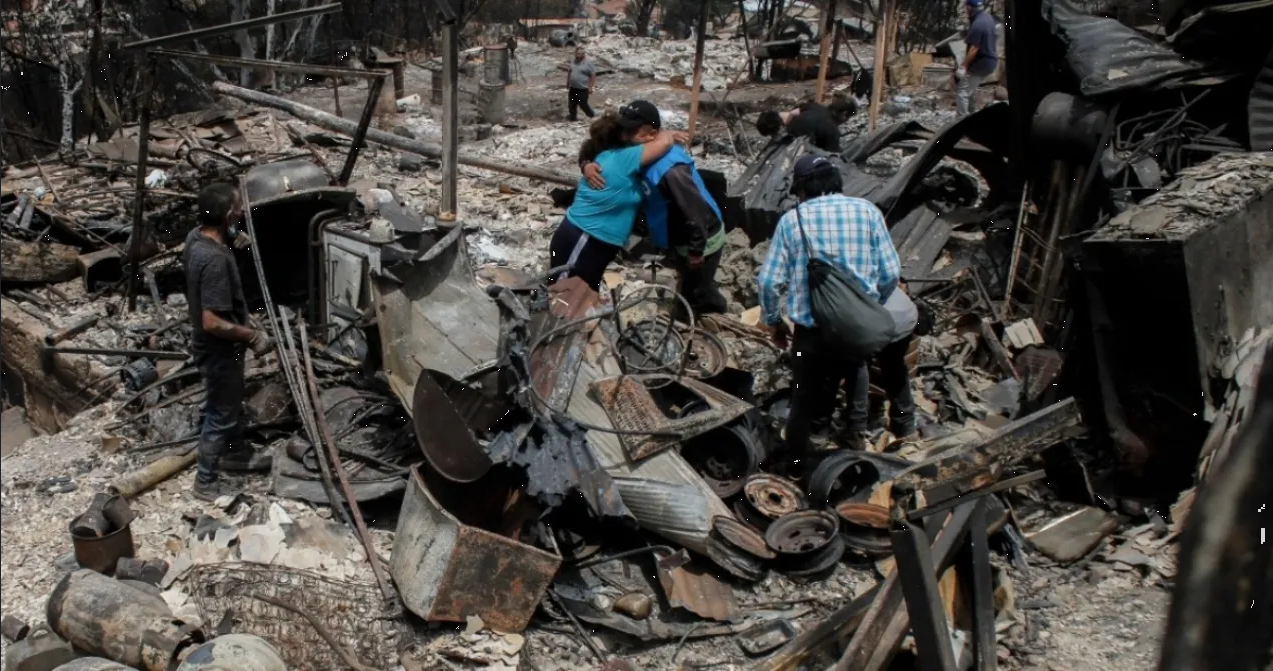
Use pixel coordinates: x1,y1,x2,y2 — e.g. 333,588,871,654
211,81,576,186
894,397,1082,509
149,49,388,81
338,75,384,185
829,501,978,671
439,21,460,219
127,56,155,313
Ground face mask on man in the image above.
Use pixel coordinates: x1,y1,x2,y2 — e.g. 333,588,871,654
225,210,244,242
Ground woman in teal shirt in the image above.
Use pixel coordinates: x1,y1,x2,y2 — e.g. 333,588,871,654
550,101,684,290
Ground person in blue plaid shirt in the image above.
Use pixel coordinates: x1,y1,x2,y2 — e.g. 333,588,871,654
757,154,903,452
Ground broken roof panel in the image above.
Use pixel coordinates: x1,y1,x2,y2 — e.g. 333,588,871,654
1041,0,1208,96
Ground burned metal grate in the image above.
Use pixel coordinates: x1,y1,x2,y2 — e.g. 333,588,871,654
190,562,401,670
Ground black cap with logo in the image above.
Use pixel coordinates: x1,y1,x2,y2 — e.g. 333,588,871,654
617,100,662,131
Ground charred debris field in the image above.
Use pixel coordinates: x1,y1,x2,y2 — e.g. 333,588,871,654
2,0,1271,670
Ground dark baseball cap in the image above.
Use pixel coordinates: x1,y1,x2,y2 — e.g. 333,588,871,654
618,100,661,131
793,154,835,179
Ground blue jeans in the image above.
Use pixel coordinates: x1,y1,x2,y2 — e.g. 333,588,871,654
196,348,246,485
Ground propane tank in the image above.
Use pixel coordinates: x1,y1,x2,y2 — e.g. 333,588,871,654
47,569,202,671
53,659,135,670
176,634,287,671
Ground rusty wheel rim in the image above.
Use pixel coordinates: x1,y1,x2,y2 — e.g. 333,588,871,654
764,510,839,556
712,515,776,560
744,473,808,519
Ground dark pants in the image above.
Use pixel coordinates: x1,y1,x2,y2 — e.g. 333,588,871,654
786,326,862,453
846,334,916,435
550,218,622,291
568,87,595,120
672,249,728,323
196,348,246,485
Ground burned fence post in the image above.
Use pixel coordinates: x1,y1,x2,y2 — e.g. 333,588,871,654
815,0,838,103
127,54,155,313
338,74,385,185
440,18,460,220
686,0,710,144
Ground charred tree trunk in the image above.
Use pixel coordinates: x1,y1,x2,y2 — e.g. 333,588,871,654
230,0,256,87
58,61,84,156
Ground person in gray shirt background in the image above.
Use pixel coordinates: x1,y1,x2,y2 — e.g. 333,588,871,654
954,0,998,116
566,46,597,121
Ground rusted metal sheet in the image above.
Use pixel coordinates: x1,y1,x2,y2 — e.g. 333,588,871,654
47,569,201,671
372,229,501,408
893,397,1082,508
392,466,561,633
519,284,736,555
655,550,739,622
589,375,753,462
411,368,492,483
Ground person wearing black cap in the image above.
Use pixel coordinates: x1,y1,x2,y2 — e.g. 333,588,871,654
757,154,901,453
550,103,687,290
955,0,998,116
578,100,729,320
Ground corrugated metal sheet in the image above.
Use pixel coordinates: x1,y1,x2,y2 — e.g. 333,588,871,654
1251,46,1273,150
1041,0,1207,96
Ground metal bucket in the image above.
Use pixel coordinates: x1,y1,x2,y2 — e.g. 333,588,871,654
69,494,135,574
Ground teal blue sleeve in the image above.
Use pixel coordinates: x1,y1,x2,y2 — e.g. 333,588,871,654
613,145,645,174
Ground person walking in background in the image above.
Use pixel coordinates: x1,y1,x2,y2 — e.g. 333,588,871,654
566,46,597,121
954,0,998,117
757,156,901,454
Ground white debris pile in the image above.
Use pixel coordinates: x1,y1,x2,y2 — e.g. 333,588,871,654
587,34,751,90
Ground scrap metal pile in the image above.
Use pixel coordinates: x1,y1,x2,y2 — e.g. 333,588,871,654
3,0,1273,668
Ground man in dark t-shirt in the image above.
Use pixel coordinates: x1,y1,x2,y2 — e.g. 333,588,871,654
955,0,998,116
181,182,273,501
756,100,857,152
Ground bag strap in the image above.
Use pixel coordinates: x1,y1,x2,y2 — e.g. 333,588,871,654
793,204,817,262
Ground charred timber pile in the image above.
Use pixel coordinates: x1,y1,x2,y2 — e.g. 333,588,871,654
0,296,114,431
210,81,576,187
0,239,80,284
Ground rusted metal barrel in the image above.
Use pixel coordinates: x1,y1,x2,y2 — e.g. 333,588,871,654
483,44,510,85
47,569,202,671
479,81,507,125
